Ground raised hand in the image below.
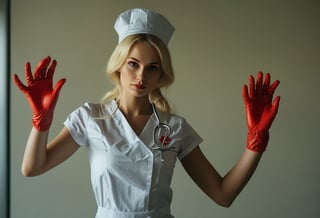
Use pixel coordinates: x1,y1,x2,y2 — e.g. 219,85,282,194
242,71,280,152
13,56,66,131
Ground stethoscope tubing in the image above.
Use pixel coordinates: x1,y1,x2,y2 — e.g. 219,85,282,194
151,104,176,153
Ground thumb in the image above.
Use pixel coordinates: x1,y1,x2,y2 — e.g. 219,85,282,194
271,96,281,114
52,78,66,97
265,96,280,130
13,74,28,93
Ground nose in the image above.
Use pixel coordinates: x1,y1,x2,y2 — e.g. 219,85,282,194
136,67,147,80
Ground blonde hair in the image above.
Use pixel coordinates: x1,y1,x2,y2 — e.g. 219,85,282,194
101,34,174,113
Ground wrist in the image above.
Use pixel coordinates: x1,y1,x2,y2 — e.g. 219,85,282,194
246,129,269,152
32,111,53,131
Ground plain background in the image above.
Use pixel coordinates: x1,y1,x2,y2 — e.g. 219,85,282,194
10,0,319,217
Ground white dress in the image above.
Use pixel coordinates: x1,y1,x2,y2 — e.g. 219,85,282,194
64,100,203,218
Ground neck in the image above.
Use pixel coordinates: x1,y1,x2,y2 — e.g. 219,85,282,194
117,96,152,117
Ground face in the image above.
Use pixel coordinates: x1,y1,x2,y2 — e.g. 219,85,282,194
119,41,162,99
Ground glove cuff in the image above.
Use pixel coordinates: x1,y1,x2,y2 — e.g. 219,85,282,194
246,129,269,152
32,111,53,132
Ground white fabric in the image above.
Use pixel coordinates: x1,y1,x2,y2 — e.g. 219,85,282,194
114,8,175,45
64,100,203,218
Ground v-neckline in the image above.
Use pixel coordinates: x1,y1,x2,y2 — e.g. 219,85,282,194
113,101,156,139
126,113,154,137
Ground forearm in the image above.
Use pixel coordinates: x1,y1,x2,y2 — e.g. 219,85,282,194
221,149,263,204
21,127,49,176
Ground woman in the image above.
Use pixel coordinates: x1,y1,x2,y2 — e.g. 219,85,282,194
13,8,280,218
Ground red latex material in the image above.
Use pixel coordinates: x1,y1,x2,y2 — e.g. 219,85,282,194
242,72,280,152
13,56,66,131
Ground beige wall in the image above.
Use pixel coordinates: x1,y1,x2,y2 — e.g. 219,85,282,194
11,0,320,217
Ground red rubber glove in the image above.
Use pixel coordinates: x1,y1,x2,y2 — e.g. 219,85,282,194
242,72,280,152
13,56,66,131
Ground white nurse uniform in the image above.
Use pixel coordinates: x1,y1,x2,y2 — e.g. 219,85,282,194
64,100,203,218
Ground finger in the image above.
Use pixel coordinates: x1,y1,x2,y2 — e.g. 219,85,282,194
249,75,255,98
242,84,250,106
263,73,271,94
24,62,34,85
47,59,57,80
13,74,28,93
34,56,51,79
268,80,280,96
256,71,263,95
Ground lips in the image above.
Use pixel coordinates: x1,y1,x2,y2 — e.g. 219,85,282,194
133,84,146,90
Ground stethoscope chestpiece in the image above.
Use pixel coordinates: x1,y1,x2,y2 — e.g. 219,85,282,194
151,104,177,162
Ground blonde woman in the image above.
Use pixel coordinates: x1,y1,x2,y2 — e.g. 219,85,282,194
13,8,280,218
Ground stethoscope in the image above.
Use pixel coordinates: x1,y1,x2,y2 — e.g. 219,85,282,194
151,103,177,162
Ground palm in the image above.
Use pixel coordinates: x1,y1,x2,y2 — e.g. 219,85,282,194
13,56,66,131
25,79,55,114
242,72,280,132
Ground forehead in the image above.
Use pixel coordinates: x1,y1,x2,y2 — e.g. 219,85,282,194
128,42,161,64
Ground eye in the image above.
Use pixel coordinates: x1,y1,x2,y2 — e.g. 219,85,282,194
148,65,160,72
128,61,138,68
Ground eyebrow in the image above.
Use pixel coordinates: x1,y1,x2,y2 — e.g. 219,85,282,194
128,57,160,65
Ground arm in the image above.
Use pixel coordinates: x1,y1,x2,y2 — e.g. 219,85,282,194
181,72,280,207
14,56,78,176
22,127,79,177
181,146,261,207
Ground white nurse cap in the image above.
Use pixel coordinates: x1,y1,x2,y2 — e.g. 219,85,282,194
114,8,175,46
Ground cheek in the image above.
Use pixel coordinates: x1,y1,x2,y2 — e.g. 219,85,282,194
119,70,133,83
153,71,162,80
154,73,164,85
119,73,128,87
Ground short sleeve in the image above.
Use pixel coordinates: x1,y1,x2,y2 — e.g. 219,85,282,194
174,117,203,160
64,103,91,147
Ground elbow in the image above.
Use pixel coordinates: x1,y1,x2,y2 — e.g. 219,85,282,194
21,165,41,177
213,196,235,208
21,166,33,177
210,187,238,208
217,200,234,208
